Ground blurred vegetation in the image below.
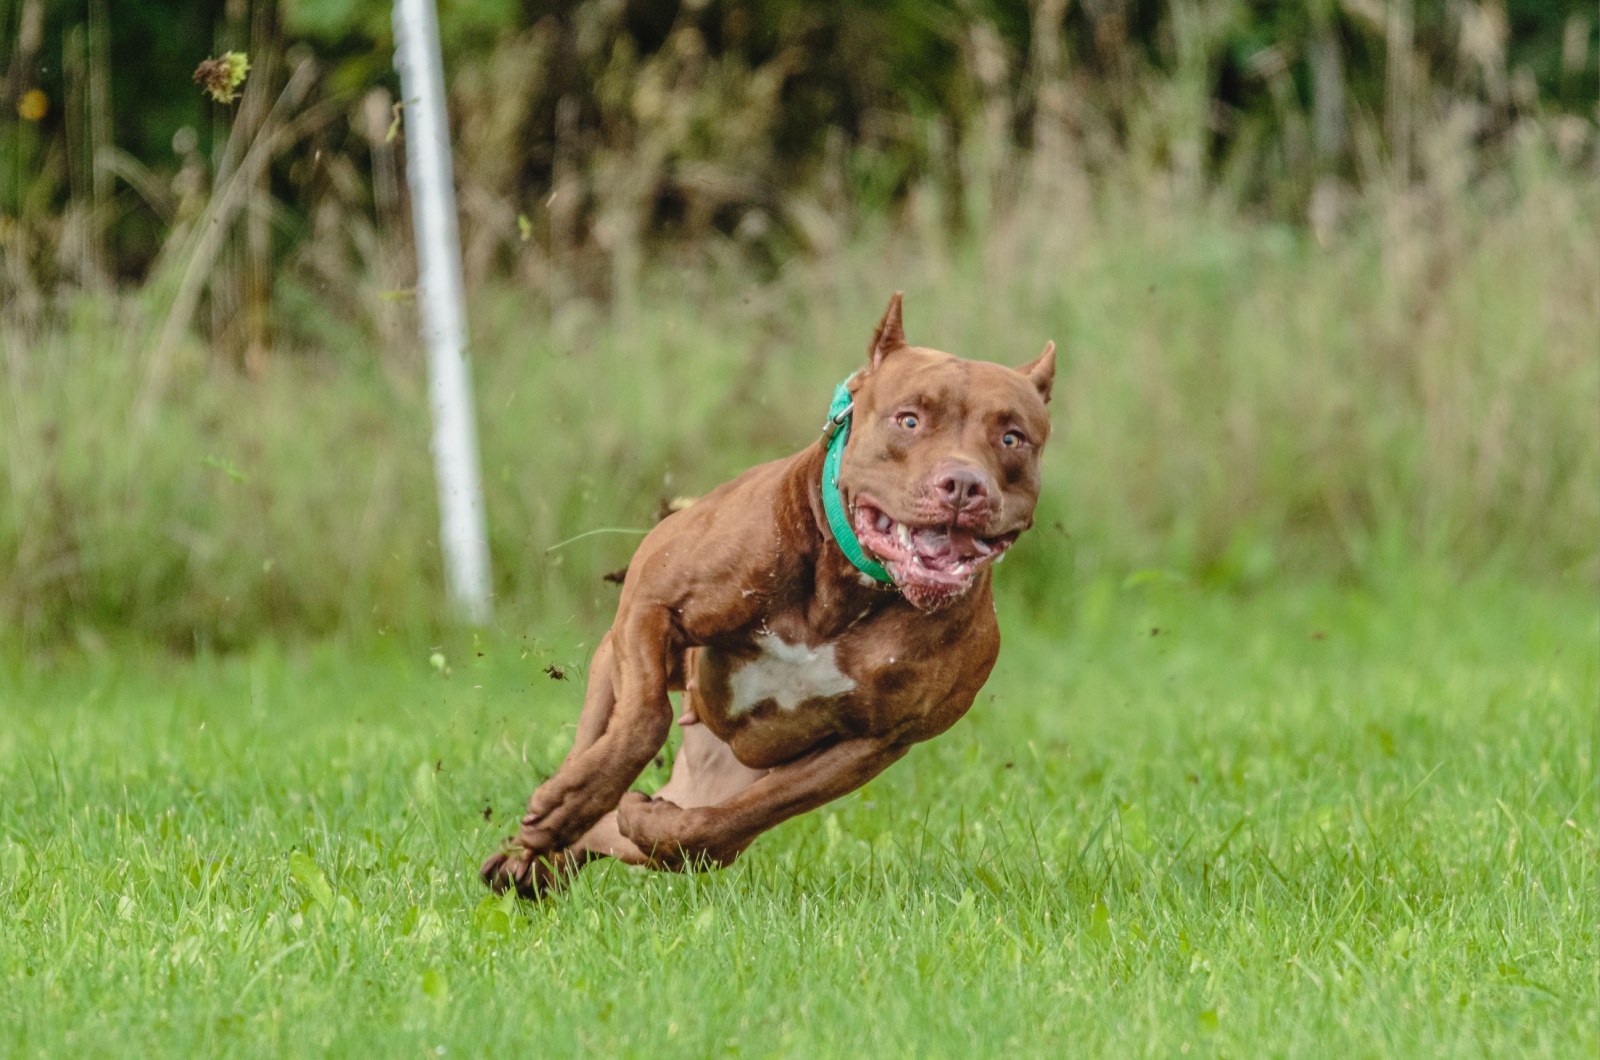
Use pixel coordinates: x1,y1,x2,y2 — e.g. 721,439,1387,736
0,0,1595,648
4,0,1596,323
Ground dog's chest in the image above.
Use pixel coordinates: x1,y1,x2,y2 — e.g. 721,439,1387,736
724,633,857,716
696,614,929,727
690,602,991,768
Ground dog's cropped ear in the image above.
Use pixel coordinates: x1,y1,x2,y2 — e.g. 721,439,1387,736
1017,341,1055,403
868,292,907,370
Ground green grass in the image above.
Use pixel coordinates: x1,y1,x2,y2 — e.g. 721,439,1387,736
2,576,1594,1057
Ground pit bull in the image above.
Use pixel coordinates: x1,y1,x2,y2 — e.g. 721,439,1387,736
482,292,1054,897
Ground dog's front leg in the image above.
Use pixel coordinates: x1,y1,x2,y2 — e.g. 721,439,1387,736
482,606,677,897
615,737,910,870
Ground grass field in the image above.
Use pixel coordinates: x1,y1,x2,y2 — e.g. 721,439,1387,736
1,575,1593,1057
3,16,1594,1055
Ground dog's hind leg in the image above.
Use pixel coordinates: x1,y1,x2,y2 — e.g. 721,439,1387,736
654,720,768,810
566,717,767,866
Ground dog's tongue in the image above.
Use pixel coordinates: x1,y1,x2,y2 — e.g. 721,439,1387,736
910,526,985,562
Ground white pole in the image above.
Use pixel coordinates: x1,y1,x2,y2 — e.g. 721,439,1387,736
393,0,492,624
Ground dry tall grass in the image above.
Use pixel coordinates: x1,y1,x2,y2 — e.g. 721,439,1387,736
0,2,1594,648
2,122,1593,649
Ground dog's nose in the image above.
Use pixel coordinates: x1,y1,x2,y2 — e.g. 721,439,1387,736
933,465,992,513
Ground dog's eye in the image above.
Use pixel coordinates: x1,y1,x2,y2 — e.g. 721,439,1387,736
1001,430,1025,449
896,413,920,430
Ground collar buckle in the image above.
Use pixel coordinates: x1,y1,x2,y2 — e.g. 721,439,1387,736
821,400,854,441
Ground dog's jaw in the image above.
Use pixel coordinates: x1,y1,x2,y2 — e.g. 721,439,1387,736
849,498,1018,611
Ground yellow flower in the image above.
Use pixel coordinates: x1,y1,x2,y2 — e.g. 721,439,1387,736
17,89,47,122
194,51,251,104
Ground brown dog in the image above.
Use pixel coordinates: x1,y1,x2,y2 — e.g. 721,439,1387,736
482,293,1054,896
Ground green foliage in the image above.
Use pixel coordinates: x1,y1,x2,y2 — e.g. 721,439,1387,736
6,0,1595,322
284,0,391,43
1,153,1593,649
0,580,1593,1054
285,0,521,52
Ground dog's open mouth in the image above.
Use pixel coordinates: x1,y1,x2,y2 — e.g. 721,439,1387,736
851,499,1017,608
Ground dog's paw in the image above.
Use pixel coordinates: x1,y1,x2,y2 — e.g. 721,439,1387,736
479,845,533,895
617,792,743,870
513,809,561,857
615,792,689,869
478,844,578,900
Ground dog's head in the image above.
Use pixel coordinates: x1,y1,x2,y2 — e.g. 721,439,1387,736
838,292,1054,611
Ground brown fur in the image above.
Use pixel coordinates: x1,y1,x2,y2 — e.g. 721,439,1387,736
482,293,1054,896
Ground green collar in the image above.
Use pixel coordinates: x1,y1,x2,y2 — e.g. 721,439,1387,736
821,377,895,586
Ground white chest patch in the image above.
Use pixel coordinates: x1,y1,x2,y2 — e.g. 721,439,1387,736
727,634,856,717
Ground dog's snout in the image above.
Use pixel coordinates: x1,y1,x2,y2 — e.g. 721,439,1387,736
933,465,993,514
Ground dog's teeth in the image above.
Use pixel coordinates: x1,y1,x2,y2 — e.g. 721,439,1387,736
897,524,913,548
974,539,992,556
877,513,892,533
